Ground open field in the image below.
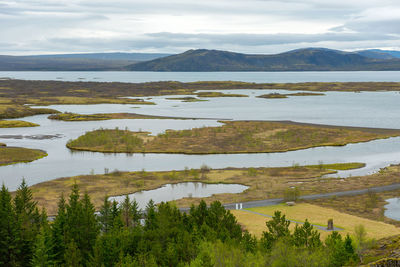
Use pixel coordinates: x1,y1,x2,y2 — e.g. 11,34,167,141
66,120,400,154
231,203,400,240
306,188,400,227
0,146,47,166
0,120,39,127
48,112,209,121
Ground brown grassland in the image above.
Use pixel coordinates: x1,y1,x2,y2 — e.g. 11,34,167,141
26,163,400,216
0,146,47,166
66,121,400,154
48,112,206,121
230,203,400,240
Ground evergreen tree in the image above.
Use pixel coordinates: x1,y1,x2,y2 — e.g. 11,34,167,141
145,199,158,230
0,184,19,266
51,193,67,265
261,211,291,250
64,240,83,267
131,198,141,227
292,220,321,249
80,193,99,263
99,196,113,233
14,179,41,266
121,195,132,227
31,228,53,267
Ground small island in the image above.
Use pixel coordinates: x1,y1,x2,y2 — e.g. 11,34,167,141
0,120,39,128
66,121,400,154
257,92,325,99
0,145,47,166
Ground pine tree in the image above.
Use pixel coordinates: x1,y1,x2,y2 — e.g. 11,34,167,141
261,211,291,250
99,196,113,232
80,193,99,263
64,240,83,267
292,220,321,249
131,198,141,227
31,228,53,267
0,184,19,266
121,195,132,227
145,199,158,230
14,179,41,266
51,193,67,265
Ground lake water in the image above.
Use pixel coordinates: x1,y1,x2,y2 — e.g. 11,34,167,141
1,71,400,83
384,198,400,221
1,72,400,193
108,182,249,210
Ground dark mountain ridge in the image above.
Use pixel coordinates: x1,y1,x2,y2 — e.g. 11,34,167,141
1,48,400,71
128,48,400,71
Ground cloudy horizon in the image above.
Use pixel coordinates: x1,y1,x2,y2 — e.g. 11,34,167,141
1,0,400,55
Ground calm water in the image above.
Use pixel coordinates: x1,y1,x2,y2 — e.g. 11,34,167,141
1,72,400,193
109,182,249,210
384,198,400,221
1,71,400,83
1,89,400,190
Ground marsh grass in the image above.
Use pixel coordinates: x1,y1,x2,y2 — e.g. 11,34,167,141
66,121,400,154
0,104,59,119
0,120,39,128
28,162,369,215
48,112,202,121
0,146,47,166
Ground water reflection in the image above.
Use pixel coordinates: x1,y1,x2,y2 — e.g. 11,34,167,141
108,182,249,210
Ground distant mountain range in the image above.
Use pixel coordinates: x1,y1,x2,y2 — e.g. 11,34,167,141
1,48,400,71
128,48,400,71
0,53,171,71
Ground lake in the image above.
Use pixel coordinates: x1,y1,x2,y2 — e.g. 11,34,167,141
1,72,400,192
109,182,249,210
1,71,400,83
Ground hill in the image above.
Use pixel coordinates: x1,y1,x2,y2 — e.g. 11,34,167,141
356,49,400,59
127,48,400,71
0,53,170,71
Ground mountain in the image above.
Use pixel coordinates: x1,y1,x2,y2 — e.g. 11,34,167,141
30,52,171,61
0,53,170,71
127,48,400,71
356,49,400,59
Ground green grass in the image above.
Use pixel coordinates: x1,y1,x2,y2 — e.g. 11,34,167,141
0,120,39,128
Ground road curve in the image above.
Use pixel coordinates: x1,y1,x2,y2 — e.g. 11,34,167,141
221,182,400,210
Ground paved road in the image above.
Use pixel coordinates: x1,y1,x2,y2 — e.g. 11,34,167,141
221,182,400,210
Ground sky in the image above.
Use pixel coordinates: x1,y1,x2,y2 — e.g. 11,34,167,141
1,0,400,55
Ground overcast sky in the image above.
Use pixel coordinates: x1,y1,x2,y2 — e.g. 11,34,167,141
1,0,400,55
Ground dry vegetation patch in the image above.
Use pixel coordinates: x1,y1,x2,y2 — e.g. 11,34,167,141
0,120,39,128
66,121,400,154
0,146,47,166
28,163,361,215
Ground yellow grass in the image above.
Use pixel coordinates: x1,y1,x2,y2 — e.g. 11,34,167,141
0,120,39,128
233,203,400,240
